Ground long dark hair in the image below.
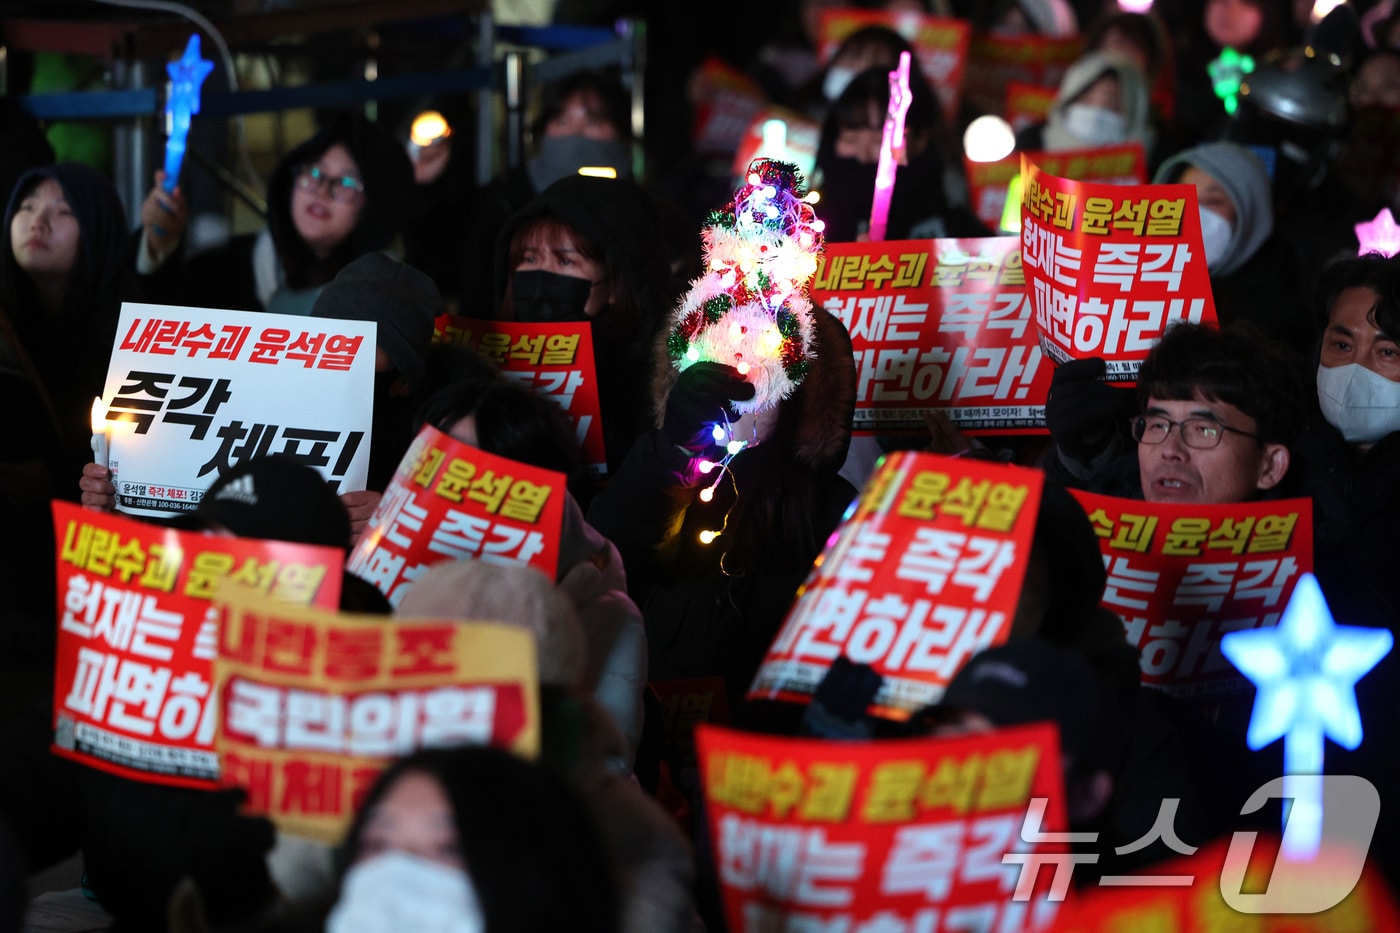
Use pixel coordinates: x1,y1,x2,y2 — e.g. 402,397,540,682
266,113,413,290
340,746,618,933
0,163,127,326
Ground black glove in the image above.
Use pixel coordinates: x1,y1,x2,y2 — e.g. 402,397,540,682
1045,357,1133,468
800,656,883,740
662,361,756,455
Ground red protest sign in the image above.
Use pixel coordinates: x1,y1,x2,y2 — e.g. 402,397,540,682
1047,834,1400,931
690,56,769,158
652,676,731,751
729,107,821,181
750,452,1042,718
698,723,1067,933
965,144,1146,231
1005,81,1058,133
50,501,344,788
434,315,606,478
817,9,971,122
214,590,539,842
1070,492,1314,699
1022,157,1218,382
812,238,1050,435
964,34,1081,118
347,425,567,608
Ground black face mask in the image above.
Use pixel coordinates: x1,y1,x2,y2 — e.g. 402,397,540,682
815,156,878,243
510,269,593,323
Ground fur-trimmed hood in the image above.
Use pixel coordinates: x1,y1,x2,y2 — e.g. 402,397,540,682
649,304,857,472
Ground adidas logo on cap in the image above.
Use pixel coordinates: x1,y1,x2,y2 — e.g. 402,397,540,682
215,473,258,507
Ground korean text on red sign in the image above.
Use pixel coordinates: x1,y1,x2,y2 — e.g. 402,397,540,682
818,9,971,122
698,723,1067,933
214,591,539,843
750,452,1043,718
101,303,376,517
1046,834,1400,931
50,501,344,788
1004,81,1057,133
433,315,607,478
812,238,1050,435
964,34,1081,117
1070,491,1314,699
965,143,1146,230
1021,156,1218,382
347,424,566,608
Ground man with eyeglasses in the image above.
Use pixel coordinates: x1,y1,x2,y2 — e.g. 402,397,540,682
1047,322,1307,504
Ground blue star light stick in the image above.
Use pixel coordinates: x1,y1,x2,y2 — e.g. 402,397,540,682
163,34,214,194
1221,573,1392,860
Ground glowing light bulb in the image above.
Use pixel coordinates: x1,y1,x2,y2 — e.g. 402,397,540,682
799,233,813,247
699,530,718,544
764,205,779,219
748,173,760,185
805,191,821,204
736,362,750,375
699,487,715,503
711,424,726,442
812,220,826,232
962,115,1016,164
726,440,745,455
760,329,782,356
762,186,777,199
686,347,700,362
728,323,743,341
698,460,715,474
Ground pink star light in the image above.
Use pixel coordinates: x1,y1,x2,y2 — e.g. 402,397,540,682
1355,208,1400,258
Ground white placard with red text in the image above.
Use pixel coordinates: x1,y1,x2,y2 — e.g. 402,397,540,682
100,303,376,516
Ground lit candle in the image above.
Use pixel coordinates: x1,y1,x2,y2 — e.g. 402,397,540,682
90,397,110,471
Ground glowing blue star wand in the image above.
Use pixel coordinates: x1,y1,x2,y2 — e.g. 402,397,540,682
1222,573,1392,860
163,35,214,194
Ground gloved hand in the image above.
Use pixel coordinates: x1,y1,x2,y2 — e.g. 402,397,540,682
800,655,883,740
662,361,756,455
1045,357,1132,469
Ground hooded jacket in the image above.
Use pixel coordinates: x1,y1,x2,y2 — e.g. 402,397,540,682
494,176,676,477
1035,52,1154,155
813,67,989,244
174,114,413,315
1153,143,1312,355
1154,143,1270,278
0,164,138,476
587,306,858,705
1,164,129,404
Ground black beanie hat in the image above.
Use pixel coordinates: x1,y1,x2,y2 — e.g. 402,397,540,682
196,455,350,550
311,253,440,391
942,638,1112,772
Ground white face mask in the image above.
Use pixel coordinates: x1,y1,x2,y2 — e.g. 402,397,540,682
1062,103,1128,146
1198,205,1234,271
1317,362,1400,445
326,852,483,933
822,66,855,102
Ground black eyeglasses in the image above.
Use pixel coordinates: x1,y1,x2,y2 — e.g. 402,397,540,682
1130,415,1260,450
294,164,365,202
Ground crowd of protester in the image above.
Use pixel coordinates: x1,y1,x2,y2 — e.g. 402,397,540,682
4,0,1400,929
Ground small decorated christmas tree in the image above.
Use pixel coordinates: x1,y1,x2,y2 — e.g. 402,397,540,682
666,158,826,415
